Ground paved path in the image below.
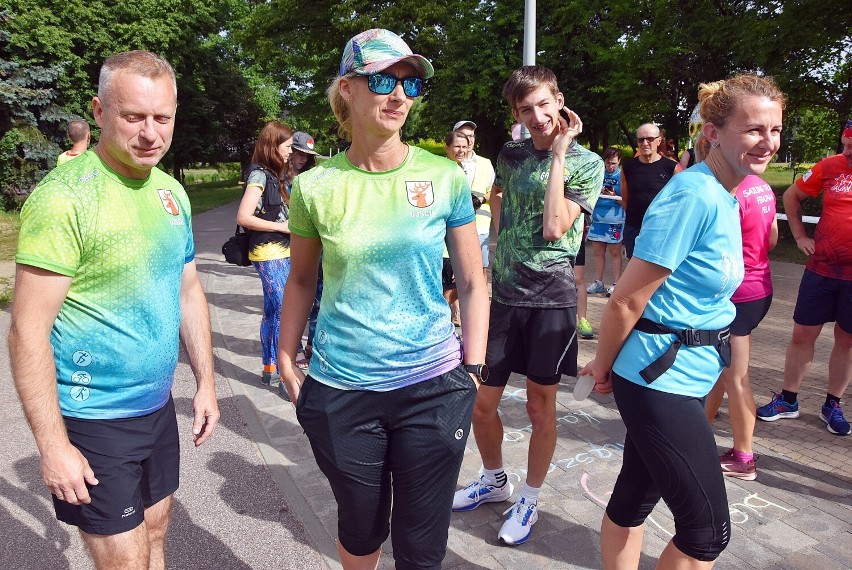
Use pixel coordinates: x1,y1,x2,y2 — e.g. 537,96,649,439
3,200,851,569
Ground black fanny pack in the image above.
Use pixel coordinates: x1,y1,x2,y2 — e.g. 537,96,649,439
633,318,731,384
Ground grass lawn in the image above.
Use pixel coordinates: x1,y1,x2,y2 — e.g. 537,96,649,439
185,178,243,215
761,163,806,192
0,211,18,304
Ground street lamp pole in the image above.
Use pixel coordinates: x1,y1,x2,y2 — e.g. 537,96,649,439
520,0,536,140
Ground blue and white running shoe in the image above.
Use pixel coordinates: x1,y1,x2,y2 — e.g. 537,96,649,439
452,476,513,512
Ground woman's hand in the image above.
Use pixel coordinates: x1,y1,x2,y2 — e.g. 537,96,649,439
279,363,306,405
578,359,613,395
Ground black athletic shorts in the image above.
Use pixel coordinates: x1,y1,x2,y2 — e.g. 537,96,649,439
730,295,772,336
296,366,476,569
623,224,640,259
441,257,455,291
485,300,578,386
575,240,586,266
54,396,180,535
792,269,852,332
606,374,730,561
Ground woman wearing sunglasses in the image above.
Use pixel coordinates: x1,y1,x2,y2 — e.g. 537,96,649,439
277,29,488,569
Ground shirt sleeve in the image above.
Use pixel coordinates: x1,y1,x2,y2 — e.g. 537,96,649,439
795,160,825,197
634,186,712,271
287,177,319,238
447,166,475,227
181,193,195,263
565,148,605,215
15,180,83,276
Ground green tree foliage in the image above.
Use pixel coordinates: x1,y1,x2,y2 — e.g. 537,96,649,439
1,0,274,189
787,106,840,164
757,0,852,143
242,1,852,159
0,9,67,205
4,0,850,208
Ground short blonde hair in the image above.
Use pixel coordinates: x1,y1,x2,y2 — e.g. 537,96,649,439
698,74,786,128
98,50,176,101
327,76,352,141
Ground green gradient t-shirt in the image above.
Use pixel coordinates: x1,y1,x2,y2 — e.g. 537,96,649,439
289,146,474,390
16,151,194,419
492,139,604,307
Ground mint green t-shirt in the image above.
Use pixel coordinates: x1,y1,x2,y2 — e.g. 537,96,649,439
492,139,604,308
289,146,474,390
16,151,194,419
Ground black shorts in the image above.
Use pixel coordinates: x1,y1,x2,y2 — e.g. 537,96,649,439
606,374,730,561
793,269,852,332
730,295,772,336
485,300,578,386
296,366,476,569
441,257,455,291
54,396,180,535
623,224,641,259
575,240,586,266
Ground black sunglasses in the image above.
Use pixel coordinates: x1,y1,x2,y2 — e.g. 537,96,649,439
637,136,659,143
365,72,424,97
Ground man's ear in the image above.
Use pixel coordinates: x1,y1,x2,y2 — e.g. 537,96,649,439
92,97,105,127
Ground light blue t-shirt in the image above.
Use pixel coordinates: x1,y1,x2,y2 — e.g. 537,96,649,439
612,162,743,397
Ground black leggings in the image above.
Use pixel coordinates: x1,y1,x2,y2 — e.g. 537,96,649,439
296,366,476,569
606,373,730,561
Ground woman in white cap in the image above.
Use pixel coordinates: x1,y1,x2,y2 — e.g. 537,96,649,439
286,131,321,370
278,29,488,569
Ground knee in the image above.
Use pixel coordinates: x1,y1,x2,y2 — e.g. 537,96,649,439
671,499,731,562
673,524,730,562
471,400,498,424
525,399,555,431
833,325,852,350
790,325,820,346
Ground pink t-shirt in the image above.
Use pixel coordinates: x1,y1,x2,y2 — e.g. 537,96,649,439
732,175,775,303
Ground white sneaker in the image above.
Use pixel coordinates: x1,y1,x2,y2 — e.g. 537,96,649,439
606,283,616,297
452,476,513,511
586,280,606,294
498,497,538,545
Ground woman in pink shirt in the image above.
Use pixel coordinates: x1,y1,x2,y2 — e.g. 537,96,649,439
706,171,778,481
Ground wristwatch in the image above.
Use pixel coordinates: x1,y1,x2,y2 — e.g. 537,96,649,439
463,363,489,385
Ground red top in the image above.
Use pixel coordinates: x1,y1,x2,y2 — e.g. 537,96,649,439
796,154,852,280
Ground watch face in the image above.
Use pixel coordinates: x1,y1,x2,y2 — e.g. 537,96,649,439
466,363,489,383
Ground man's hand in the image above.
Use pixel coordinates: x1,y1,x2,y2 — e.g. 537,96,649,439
794,235,815,256
192,387,220,447
41,443,99,505
553,108,583,156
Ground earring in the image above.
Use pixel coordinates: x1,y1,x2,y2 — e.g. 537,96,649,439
710,142,719,149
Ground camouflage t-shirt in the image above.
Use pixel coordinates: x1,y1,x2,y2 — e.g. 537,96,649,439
492,139,604,307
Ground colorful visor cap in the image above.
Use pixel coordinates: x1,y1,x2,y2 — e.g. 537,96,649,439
339,28,434,79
